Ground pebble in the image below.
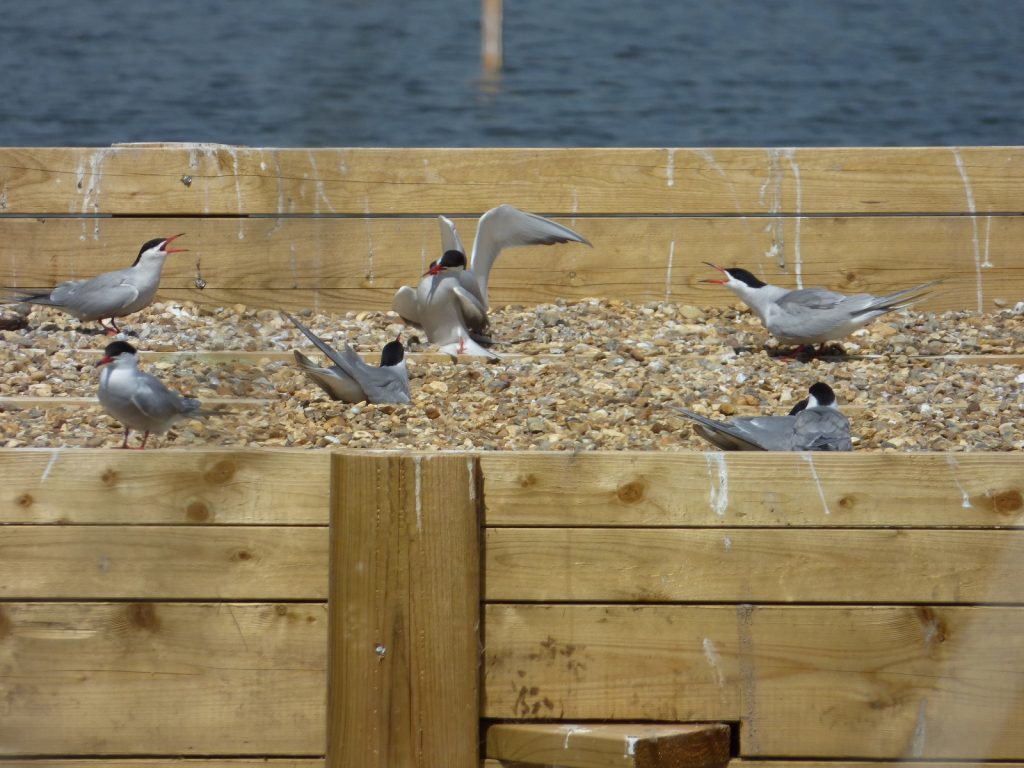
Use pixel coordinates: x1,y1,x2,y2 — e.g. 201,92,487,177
0,299,1021,453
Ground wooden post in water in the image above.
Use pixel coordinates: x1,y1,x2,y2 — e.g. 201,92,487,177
482,0,503,73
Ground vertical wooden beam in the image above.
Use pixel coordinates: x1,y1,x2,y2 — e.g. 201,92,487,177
482,0,503,73
328,452,481,768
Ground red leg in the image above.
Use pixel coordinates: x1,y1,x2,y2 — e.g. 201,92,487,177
458,335,466,355
139,431,150,449
117,428,131,449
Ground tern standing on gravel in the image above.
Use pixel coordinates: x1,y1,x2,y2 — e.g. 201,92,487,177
97,340,221,449
392,204,590,356
3,234,186,334
673,382,853,452
701,262,939,354
285,312,410,404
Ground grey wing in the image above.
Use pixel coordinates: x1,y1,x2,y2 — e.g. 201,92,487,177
438,215,465,255
672,407,769,451
293,350,365,402
130,372,189,422
285,312,364,370
793,408,852,451
53,271,140,319
776,287,855,312
451,284,489,332
392,285,422,326
470,204,591,305
349,365,410,404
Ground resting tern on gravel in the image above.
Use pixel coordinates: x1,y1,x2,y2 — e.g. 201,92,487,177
3,234,186,335
284,313,410,404
673,382,852,452
97,340,222,449
701,263,939,354
392,204,590,356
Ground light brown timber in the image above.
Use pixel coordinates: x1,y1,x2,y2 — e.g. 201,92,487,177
0,525,328,600
0,601,326,755
328,452,481,768
485,722,731,768
1,215,1021,313
478,452,1024,527
0,448,331,524
483,604,1024,759
0,146,1022,215
0,762,326,768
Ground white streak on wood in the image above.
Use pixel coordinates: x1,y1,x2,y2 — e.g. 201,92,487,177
666,148,676,187
910,699,927,757
625,735,640,757
267,150,285,237
227,147,245,239
570,187,579,228
723,535,732,552
784,148,803,289
80,149,109,241
761,149,786,272
736,603,759,752
665,240,675,300
704,453,728,517
40,450,60,482
703,637,726,687
364,198,375,284
953,148,983,312
467,457,477,502
946,454,973,508
983,214,993,267
307,151,337,214
800,453,830,515
560,725,590,749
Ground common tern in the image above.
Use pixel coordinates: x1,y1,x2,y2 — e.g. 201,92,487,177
701,263,939,353
392,204,590,355
673,382,852,452
284,313,410,404
96,340,221,449
3,234,186,334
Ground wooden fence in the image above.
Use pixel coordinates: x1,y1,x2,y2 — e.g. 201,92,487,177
1,146,1022,766
2,450,1023,766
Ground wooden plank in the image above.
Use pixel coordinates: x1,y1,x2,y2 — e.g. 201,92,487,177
0,448,330,524
0,764,323,768
731,763,1024,768
1,215,1021,313
328,453,480,768
0,601,326,755
479,453,1024,528
0,146,1022,215
0,525,328,600
486,722,731,768
483,604,1024,759
484,528,1024,604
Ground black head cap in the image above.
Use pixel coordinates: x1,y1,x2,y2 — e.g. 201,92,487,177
439,249,467,269
380,337,405,367
133,238,165,266
103,340,138,358
807,382,836,407
725,268,767,288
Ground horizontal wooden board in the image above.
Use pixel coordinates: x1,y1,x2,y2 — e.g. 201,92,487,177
0,762,324,767
486,722,731,768
732,763,1024,768
0,601,326,755
0,448,330,524
484,604,1024,759
484,528,1024,603
0,146,1022,215
0,215,1021,313
479,452,1024,527
0,526,328,600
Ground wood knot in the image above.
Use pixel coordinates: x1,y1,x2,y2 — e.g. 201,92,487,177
616,479,646,504
186,500,211,522
988,489,1023,515
232,549,253,562
276,605,288,616
518,473,537,488
16,493,32,508
101,468,118,486
203,460,236,486
838,495,856,509
127,603,160,633
914,607,947,644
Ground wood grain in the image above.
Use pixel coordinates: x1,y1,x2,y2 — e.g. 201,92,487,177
485,722,731,768
0,525,328,600
0,762,325,767
328,453,481,768
483,604,1024,759
0,214,1020,313
479,452,1024,527
484,528,1024,604
0,146,1022,215
0,601,326,755
0,448,331,524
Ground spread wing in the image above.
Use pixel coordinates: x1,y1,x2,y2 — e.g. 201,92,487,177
438,215,465,255
392,285,422,326
451,284,489,332
470,204,591,306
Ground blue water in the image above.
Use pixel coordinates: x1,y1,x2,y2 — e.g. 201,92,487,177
0,0,1021,147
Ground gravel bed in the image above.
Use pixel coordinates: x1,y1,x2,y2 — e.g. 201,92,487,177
0,299,1021,452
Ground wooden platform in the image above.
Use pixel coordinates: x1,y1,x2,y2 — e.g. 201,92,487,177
1,145,1022,767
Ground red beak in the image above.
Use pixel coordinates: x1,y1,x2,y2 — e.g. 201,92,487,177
423,263,445,277
161,233,187,254
700,261,727,285
97,355,113,367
